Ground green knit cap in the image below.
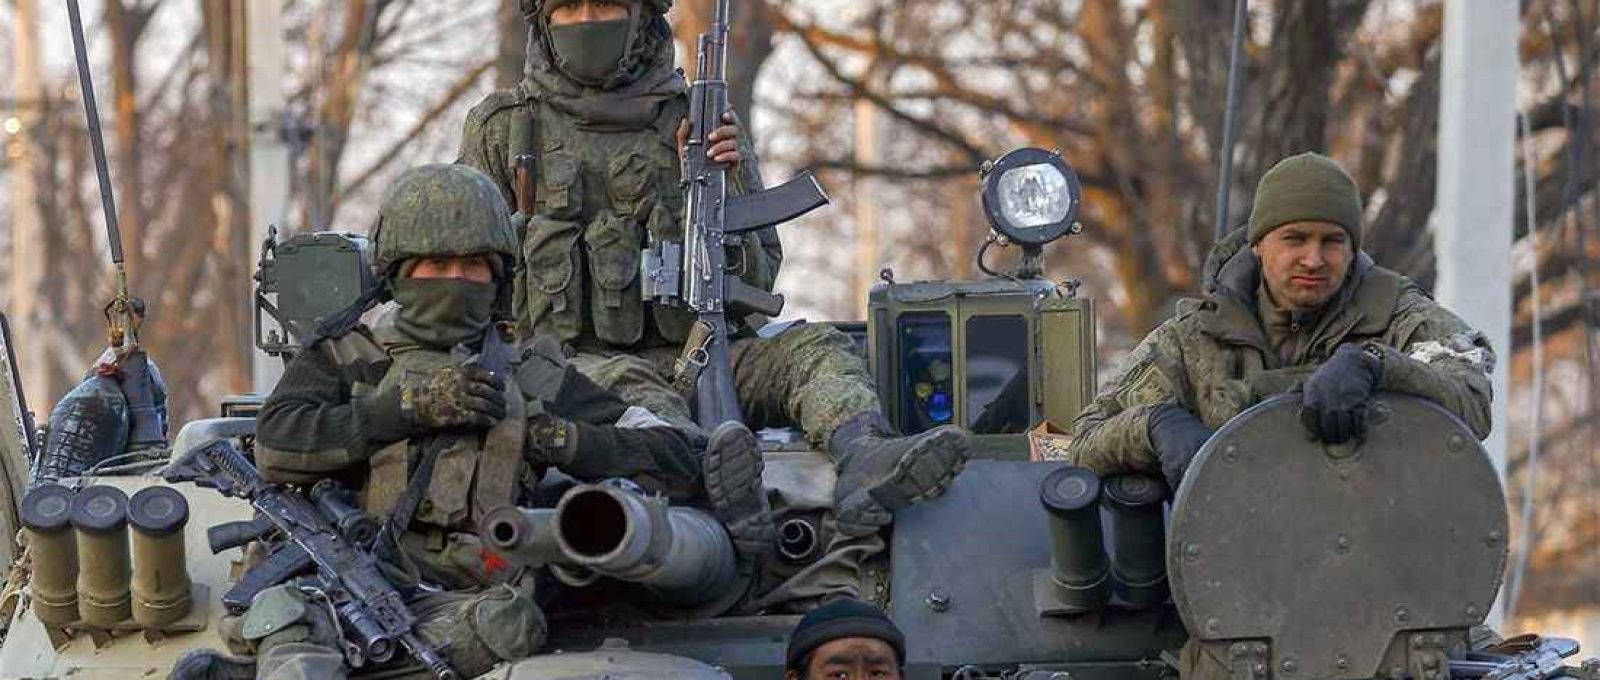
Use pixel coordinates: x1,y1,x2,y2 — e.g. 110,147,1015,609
1247,152,1363,250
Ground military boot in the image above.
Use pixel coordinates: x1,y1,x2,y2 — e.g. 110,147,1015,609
827,413,971,536
702,421,774,563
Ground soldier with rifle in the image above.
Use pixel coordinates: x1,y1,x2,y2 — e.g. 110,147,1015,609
456,0,971,599
178,164,749,679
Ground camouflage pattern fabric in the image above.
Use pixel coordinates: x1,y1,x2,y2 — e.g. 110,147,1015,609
397,364,507,431
370,164,517,276
1066,228,1495,478
570,323,881,447
361,343,527,536
240,580,543,680
456,86,779,347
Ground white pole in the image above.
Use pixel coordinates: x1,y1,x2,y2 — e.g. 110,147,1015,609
1435,0,1517,628
246,0,291,393
853,93,881,319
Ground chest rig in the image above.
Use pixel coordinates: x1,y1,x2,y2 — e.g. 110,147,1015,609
353,346,528,534
516,97,696,349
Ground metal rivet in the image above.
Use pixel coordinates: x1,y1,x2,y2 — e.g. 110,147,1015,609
1447,434,1466,452
1336,534,1351,554
926,591,950,613
1370,401,1391,424
1396,607,1411,624
1224,445,1240,463
1281,658,1298,674
1205,617,1222,636
1337,655,1351,671
1466,604,1479,617
1185,543,1202,561
1487,531,1503,545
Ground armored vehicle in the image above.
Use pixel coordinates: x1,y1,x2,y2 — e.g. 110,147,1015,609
0,148,1591,680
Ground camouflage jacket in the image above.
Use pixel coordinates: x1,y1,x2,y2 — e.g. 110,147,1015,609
255,326,698,517
1065,229,1495,477
456,86,782,348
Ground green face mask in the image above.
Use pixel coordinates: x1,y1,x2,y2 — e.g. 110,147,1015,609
390,278,496,349
548,19,632,85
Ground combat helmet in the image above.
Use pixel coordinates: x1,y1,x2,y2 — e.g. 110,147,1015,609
370,164,518,280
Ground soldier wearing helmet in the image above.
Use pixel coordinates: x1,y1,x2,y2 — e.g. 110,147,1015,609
457,0,971,605
178,165,747,680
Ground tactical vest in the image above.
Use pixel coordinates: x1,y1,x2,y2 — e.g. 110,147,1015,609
358,346,528,534
518,98,697,349
259,331,529,535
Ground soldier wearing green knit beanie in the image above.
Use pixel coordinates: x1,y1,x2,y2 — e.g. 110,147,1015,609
1068,152,1497,675
1067,148,1497,630
1247,152,1364,252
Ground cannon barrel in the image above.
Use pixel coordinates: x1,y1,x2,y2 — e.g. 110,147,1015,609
552,483,738,608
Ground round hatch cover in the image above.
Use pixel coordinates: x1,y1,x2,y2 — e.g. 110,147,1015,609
1168,394,1507,680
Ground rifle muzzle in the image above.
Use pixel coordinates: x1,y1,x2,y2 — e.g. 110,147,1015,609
129,486,191,628
21,484,80,626
552,483,737,608
71,485,132,628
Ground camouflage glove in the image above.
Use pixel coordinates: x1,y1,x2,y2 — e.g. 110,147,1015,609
400,365,508,431
1147,403,1212,491
524,410,577,467
1300,343,1384,444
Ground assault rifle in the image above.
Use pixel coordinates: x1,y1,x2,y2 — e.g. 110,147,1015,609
1451,637,1595,680
643,0,830,429
165,440,457,680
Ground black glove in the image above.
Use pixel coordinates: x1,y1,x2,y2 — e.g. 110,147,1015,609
1147,403,1213,491
1300,343,1384,444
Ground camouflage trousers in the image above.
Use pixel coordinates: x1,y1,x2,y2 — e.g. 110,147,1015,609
569,322,880,448
571,324,887,609
232,539,544,680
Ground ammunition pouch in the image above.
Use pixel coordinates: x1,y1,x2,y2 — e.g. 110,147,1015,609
522,216,583,342
359,350,528,533
585,213,645,346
